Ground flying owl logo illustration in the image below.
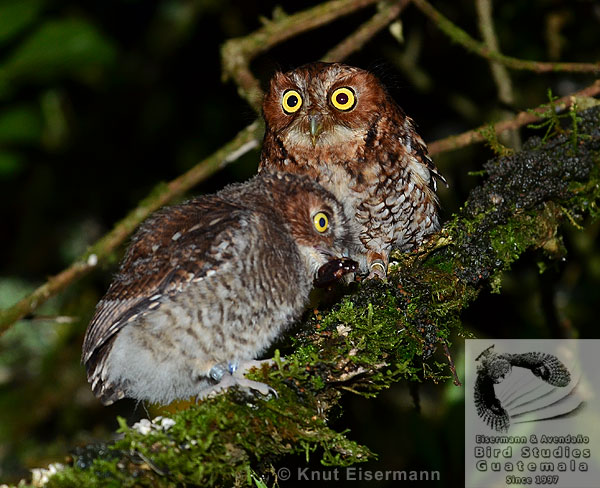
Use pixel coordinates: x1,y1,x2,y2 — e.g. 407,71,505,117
474,345,576,432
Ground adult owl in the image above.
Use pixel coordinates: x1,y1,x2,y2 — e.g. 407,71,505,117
82,172,356,405
260,62,445,279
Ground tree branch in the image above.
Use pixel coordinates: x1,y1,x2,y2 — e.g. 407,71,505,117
322,0,409,62
220,0,380,111
428,79,600,155
411,0,600,74
475,0,514,106
475,0,521,149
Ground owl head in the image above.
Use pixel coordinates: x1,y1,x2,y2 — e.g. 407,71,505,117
260,171,355,277
262,62,400,152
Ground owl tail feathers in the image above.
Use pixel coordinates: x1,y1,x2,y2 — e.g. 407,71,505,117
87,366,126,405
85,352,126,406
432,166,448,188
94,382,125,406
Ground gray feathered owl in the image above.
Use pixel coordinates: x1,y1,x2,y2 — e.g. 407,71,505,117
82,172,356,405
474,345,571,432
260,62,445,279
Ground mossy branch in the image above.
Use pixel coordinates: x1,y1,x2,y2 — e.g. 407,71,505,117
36,106,600,488
411,0,600,74
428,79,600,155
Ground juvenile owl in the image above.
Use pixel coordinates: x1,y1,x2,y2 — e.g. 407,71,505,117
82,172,356,405
260,62,445,279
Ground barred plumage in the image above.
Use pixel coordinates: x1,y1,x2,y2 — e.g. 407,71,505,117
82,172,355,405
260,62,445,278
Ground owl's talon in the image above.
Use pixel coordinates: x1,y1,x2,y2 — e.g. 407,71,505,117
314,257,359,287
235,358,277,372
200,359,278,400
366,260,387,280
197,375,276,400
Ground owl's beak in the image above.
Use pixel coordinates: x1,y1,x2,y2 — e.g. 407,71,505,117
308,114,323,147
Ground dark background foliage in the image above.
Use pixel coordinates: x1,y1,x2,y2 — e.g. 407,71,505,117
0,0,598,485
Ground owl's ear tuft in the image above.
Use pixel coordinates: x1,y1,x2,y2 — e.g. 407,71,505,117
268,71,292,92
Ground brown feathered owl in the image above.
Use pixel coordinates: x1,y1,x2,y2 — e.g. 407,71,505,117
82,172,356,405
260,62,445,279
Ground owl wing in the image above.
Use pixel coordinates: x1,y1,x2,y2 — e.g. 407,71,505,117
408,127,447,191
474,368,510,432
502,352,571,387
82,196,249,366
423,154,447,190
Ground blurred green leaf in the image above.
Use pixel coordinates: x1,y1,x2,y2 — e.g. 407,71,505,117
41,90,69,149
0,277,34,309
0,0,44,46
0,18,116,82
0,76,12,99
0,104,42,144
0,150,24,178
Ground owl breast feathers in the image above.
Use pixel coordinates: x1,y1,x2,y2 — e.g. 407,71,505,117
260,62,445,278
82,172,356,405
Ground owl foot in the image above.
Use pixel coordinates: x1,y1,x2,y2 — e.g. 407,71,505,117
200,360,277,400
199,374,275,399
366,260,387,280
315,257,359,287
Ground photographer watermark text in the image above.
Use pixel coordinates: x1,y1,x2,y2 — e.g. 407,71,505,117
276,466,440,482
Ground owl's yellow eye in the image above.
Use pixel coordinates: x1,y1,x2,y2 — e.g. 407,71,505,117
330,87,356,111
313,212,329,233
282,89,303,114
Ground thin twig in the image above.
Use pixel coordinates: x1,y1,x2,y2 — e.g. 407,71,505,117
411,0,600,74
428,79,600,155
475,0,514,106
221,0,380,111
475,0,520,149
442,340,461,386
322,0,409,62
0,121,264,335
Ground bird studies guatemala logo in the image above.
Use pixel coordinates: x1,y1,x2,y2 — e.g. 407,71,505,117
465,339,600,488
